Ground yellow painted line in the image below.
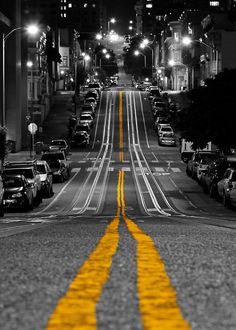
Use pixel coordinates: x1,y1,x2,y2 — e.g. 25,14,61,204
46,174,121,330
120,171,190,330
119,91,124,162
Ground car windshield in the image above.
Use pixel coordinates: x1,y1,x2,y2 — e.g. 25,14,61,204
88,84,100,88
76,134,86,141
161,127,172,132
42,153,64,160
3,168,34,179
162,133,174,138
48,160,61,169
80,115,92,120
3,177,23,187
50,141,65,146
36,164,46,174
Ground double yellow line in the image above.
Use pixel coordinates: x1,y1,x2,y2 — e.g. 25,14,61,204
46,92,190,330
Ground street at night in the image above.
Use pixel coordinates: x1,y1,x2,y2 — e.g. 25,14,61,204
1,0,236,329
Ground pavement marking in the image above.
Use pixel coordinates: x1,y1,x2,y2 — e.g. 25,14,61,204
87,167,99,171
155,167,165,172
119,170,190,330
46,174,121,330
171,168,182,173
119,91,124,161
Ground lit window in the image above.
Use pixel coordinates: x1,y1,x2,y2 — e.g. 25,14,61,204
64,6,66,10
84,3,88,7
209,1,219,6
61,13,63,17
68,3,72,7
92,3,96,7
174,32,179,41
146,3,153,8
64,13,66,17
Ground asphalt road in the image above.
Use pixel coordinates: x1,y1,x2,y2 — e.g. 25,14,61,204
1,88,236,330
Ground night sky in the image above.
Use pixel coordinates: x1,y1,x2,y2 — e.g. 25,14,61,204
103,0,137,34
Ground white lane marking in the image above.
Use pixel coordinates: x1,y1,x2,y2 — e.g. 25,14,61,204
155,167,165,172
172,168,181,173
71,167,81,173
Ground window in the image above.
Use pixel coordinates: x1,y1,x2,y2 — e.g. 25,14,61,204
62,56,68,66
174,32,179,42
209,1,219,6
68,3,72,7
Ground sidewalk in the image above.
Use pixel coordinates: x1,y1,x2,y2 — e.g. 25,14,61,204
6,92,75,161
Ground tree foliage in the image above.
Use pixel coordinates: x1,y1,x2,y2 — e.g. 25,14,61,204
176,69,236,153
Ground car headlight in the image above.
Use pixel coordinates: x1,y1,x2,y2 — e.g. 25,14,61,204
12,192,22,198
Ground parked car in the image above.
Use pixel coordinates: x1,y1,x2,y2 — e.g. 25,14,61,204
157,125,174,137
73,123,90,135
153,110,167,121
41,151,70,178
217,167,236,207
158,133,176,146
78,113,94,129
200,157,230,197
0,175,4,216
47,160,69,183
87,82,102,95
186,151,219,180
3,174,34,211
148,89,161,100
71,131,90,147
151,97,165,106
84,96,97,109
81,104,95,114
48,139,69,155
3,164,42,206
152,101,168,112
34,141,49,154
36,160,53,197
85,90,99,101
154,116,171,131
80,108,95,119
196,154,220,182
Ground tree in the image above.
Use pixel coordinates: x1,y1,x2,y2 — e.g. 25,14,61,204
176,68,236,153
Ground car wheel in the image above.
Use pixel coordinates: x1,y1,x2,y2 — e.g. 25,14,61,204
209,184,216,198
34,190,42,206
0,200,4,217
49,185,54,197
45,185,51,198
223,192,231,208
186,167,190,176
28,197,34,211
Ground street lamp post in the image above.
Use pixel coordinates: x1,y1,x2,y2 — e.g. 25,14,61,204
182,36,219,75
134,50,147,68
2,24,39,127
108,18,116,34
140,42,154,79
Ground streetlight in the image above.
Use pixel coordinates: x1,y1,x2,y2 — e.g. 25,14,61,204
140,41,154,78
108,18,116,34
134,50,147,68
182,36,219,74
2,24,39,127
